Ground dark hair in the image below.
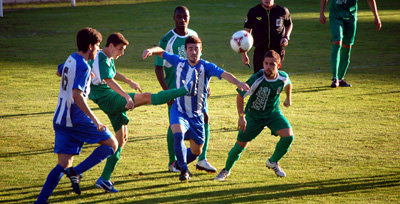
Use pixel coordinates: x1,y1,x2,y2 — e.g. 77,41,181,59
106,32,129,47
263,50,281,64
174,5,189,15
76,27,102,52
185,35,202,49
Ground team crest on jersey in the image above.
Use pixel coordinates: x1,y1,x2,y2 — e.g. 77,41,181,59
277,87,281,94
68,60,71,63
178,45,187,58
276,19,282,27
256,17,262,21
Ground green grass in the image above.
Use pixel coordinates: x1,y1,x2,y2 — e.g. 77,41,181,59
0,0,399,203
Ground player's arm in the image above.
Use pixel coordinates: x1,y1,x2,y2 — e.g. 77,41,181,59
114,72,142,93
104,78,134,110
241,28,252,66
319,0,328,24
236,93,246,132
142,46,165,59
367,0,382,31
283,83,292,107
72,88,106,131
220,71,250,91
281,9,293,47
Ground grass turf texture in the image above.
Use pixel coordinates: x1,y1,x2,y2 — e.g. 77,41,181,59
0,0,399,203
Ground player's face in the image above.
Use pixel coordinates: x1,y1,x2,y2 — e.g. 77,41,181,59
263,57,280,79
185,43,201,64
174,9,190,30
89,42,100,60
110,43,127,60
261,0,274,8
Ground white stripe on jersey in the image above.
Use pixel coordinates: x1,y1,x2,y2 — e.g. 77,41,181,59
196,64,206,113
176,62,184,114
244,76,264,98
164,35,177,68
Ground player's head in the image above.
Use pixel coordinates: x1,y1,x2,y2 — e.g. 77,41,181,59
185,36,202,64
76,27,102,60
174,6,190,30
263,50,281,79
105,32,129,60
261,0,275,8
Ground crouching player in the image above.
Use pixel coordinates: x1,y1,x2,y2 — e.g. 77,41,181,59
35,27,118,203
215,50,294,181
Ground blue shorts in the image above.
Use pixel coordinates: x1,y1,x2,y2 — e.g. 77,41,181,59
54,120,113,155
170,107,205,145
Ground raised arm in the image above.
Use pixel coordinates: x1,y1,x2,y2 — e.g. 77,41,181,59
220,71,250,91
367,0,382,31
142,46,165,60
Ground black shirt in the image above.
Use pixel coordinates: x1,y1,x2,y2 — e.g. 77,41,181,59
244,4,292,49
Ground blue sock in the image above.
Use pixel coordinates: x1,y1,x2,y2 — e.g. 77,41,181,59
36,164,65,204
186,148,198,164
174,132,188,172
74,145,114,175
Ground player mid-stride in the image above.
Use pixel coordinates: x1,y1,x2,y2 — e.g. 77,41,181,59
215,50,294,181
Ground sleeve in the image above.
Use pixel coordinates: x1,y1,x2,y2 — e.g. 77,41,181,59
57,63,65,74
73,64,90,92
283,7,292,27
236,72,258,96
98,55,114,80
155,35,168,67
285,74,291,87
162,52,181,68
204,61,225,79
244,8,254,29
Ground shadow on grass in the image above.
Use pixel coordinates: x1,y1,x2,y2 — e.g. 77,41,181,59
4,172,398,203
293,86,332,93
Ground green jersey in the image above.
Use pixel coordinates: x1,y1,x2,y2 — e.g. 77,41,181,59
330,0,358,19
154,29,198,89
238,70,291,119
89,51,116,100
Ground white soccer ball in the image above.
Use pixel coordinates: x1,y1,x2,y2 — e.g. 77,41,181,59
230,30,254,53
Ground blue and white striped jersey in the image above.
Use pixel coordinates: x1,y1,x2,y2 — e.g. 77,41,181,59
163,52,225,118
53,53,92,127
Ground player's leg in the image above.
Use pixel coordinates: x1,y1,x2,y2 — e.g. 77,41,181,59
171,124,189,181
338,17,357,87
166,105,179,172
196,111,217,173
266,113,293,177
36,154,73,204
329,16,344,88
216,116,264,181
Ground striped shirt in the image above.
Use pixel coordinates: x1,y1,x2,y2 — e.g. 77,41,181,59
163,52,224,118
53,53,91,127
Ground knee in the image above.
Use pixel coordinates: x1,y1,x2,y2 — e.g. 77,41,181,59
191,148,202,156
110,137,119,152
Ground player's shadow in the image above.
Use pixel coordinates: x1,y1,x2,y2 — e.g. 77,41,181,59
293,85,332,93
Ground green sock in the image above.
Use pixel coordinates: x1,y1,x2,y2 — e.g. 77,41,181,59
269,136,294,162
151,87,187,105
167,127,176,166
338,47,351,80
224,143,245,172
198,123,210,161
101,146,122,181
330,44,340,79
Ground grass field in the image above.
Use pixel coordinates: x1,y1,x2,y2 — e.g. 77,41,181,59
0,0,399,203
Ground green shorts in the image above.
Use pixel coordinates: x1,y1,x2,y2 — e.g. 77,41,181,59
329,16,357,46
237,111,291,143
93,92,136,132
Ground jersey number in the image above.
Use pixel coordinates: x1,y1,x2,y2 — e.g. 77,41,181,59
61,67,69,91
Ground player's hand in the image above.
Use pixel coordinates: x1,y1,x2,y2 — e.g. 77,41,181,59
280,38,289,47
207,87,211,98
142,49,152,60
93,119,107,132
284,98,291,107
241,52,250,66
125,96,135,110
375,17,382,31
130,81,142,93
237,82,250,92
237,116,247,132
167,100,174,106
319,14,326,24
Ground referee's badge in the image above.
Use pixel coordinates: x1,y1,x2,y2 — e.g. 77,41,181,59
276,19,282,27
256,17,262,21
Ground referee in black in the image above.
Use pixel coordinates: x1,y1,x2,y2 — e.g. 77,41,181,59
241,0,293,73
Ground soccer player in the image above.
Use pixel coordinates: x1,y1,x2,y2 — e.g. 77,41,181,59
241,0,293,73
89,32,198,192
215,50,294,181
320,0,381,88
35,27,118,204
155,6,217,173
143,36,250,182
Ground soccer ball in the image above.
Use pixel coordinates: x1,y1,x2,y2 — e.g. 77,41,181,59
230,30,254,53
